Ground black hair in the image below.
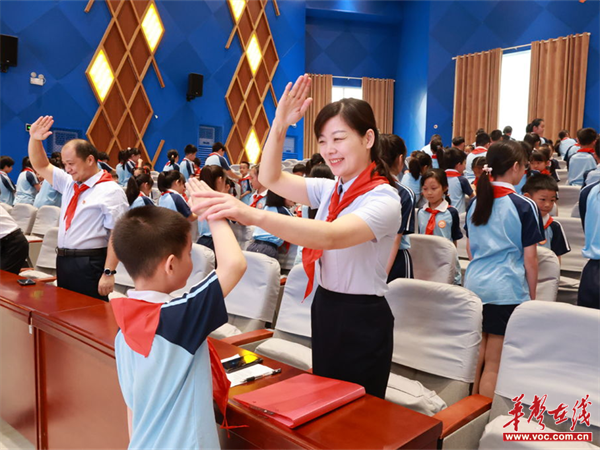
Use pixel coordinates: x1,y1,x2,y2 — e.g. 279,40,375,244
166,149,179,164
527,118,544,133
118,149,130,164
128,147,140,157
523,133,541,148
305,153,325,174
240,161,250,169
126,173,154,205
49,156,64,170
471,140,528,226
193,157,201,167
503,126,513,135
51,151,62,160
314,98,395,186
538,144,552,162
308,164,334,180
265,189,286,208
596,138,600,158
408,150,432,180
184,144,197,156
292,163,307,175
113,206,191,279
98,152,109,162
379,134,407,172
444,147,467,169
157,170,184,193
421,169,451,205
22,157,32,170
68,139,99,162
490,129,502,142
522,172,558,195
475,133,491,147
199,165,225,190
530,149,548,163
577,128,598,146
472,156,487,170
212,142,225,153
452,136,465,147
430,138,445,170
0,156,14,170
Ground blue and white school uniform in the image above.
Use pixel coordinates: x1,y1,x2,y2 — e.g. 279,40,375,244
564,144,580,164
247,206,293,259
417,200,463,285
388,181,416,281
514,171,529,194
130,193,155,209
568,150,596,186
578,182,600,309
239,177,253,205
116,163,127,186
97,161,113,172
14,169,39,205
464,182,544,306
180,158,195,181
114,272,227,450
162,161,180,172
204,153,231,171
446,169,473,214
583,164,600,187
401,174,423,206
0,171,16,205
158,190,192,218
558,138,577,157
465,148,488,182
422,146,440,169
539,215,570,257
33,180,62,208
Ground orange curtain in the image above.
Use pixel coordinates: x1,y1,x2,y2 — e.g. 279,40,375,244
529,33,590,142
453,48,502,142
361,78,395,134
303,74,332,158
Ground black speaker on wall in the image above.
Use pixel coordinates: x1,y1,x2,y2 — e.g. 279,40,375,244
0,34,18,73
187,73,203,101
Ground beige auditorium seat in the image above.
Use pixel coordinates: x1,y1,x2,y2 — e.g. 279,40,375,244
20,227,59,282
10,203,37,235
28,205,60,238
277,243,299,272
0,202,13,213
171,244,216,297
556,186,581,217
556,168,568,185
558,217,586,274
536,246,560,302
410,234,458,284
478,302,600,449
571,202,580,218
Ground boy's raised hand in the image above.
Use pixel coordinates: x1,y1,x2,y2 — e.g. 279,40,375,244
29,116,54,141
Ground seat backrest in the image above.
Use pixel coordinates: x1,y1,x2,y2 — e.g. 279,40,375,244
0,202,12,213
571,202,580,218
457,212,468,260
171,244,216,297
557,185,581,216
10,204,37,235
30,205,61,237
409,234,458,284
114,261,135,293
387,278,482,405
557,217,586,273
492,302,600,435
35,227,59,271
225,251,281,323
536,246,559,302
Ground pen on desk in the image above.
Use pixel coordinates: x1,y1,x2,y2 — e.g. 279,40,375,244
243,368,282,383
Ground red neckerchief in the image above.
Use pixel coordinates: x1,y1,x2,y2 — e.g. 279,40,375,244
208,152,221,158
65,171,113,231
577,147,595,154
302,162,388,298
445,169,461,178
473,177,479,186
424,208,441,235
492,184,515,198
166,161,172,166
431,154,437,160
472,147,487,155
540,169,551,176
23,168,35,173
544,215,553,230
239,176,251,183
250,193,264,208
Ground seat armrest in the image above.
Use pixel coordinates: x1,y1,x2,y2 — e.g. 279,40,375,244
221,329,274,346
433,394,492,439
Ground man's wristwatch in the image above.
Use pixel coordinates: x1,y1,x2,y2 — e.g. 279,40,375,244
103,268,117,276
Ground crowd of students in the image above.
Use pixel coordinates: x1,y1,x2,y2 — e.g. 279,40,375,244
1,78,599,449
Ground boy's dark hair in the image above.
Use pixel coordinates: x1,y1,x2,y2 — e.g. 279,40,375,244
266,189,286,208
193,157,201,167
379,134,408,168
113,207,191,279
596,139,600,157
522,173,558,195
408,150,432,180
292,163,307,175
472,156,487,169
558,130,569,140
475,128,486,136
490,129,502,142
68,139,99,162
577,128,598,146
157,170,184,192
212,142,225,153
308,164,334,179
98,152,109,162
475,133,491,147
503,126,513,135
444,147,467,169
240,161,250,169
452,136,465,147
0,156,14,169
523,133,541,148
430,134,442,142
184,144,197,155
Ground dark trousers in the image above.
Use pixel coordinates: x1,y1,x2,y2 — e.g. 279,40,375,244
197,235,215,252
56,250,108,301
578,259,599,310
311,286,394,399
387,248,414,283
246,240,279,260
0,229,29,274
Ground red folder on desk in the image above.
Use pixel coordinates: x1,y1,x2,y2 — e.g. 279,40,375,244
233,373,365,428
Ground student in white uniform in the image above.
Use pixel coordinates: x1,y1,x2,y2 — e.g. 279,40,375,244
568,128,597,186
0,156,16,206
14,157,41,205
180,144,197,181
464,140,544,398
188,75,401,398
126,173,155,209
204,142,240,181
0,206,29,273
27,116,129,301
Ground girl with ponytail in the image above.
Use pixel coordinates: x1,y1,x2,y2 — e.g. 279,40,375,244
465,139,544,398
402,150,431,206
126,173,155,208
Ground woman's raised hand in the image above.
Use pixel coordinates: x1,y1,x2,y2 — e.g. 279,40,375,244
274,75,313,128
29,116,54,141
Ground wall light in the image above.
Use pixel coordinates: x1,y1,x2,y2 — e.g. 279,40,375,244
228,0,246,22
245,128,261,163
88,50,114,101
246,33,262,75
141,4,164,52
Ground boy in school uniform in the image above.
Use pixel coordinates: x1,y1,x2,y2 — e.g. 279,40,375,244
205,142,241,181
0,156,16,205
110,195,247,450
248,164,267,209
582,140,600,187
238,161,253,205
444,147,474,214
568,128,597,186
465,133,491,182
522,174,570,259
578,181,600,309
180,144,197,181
557,130,577,158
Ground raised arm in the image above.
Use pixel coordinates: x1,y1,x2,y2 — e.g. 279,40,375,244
259,75,313,206
28,116,55,185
